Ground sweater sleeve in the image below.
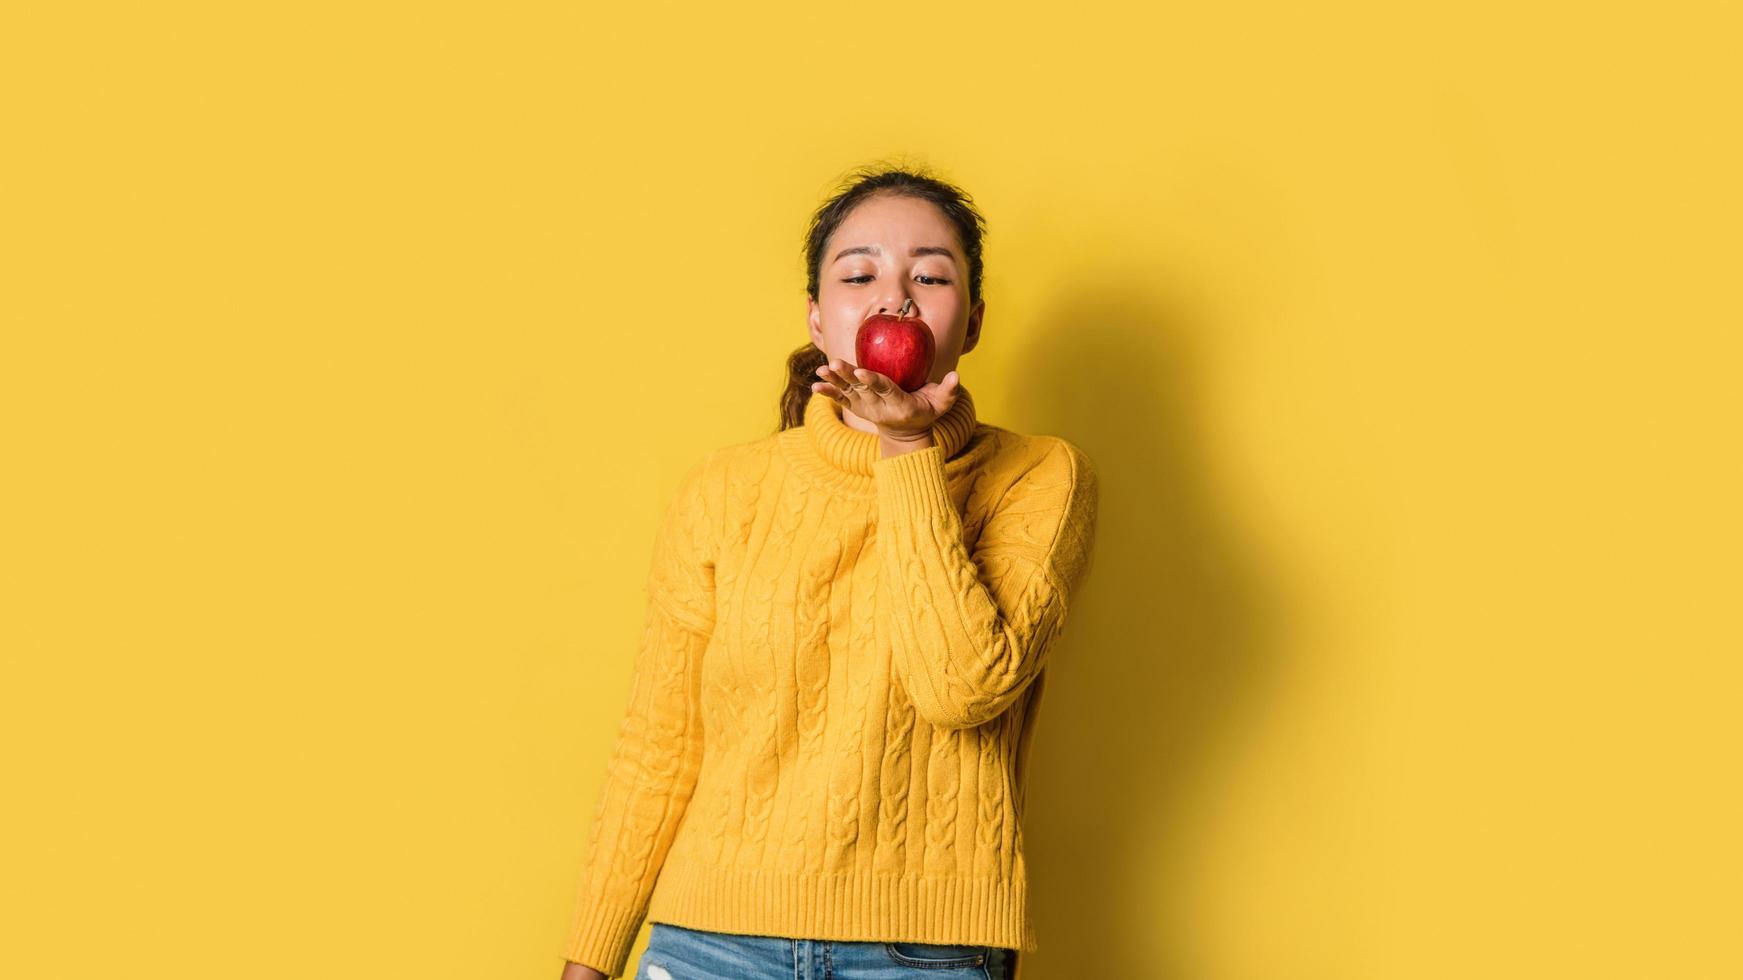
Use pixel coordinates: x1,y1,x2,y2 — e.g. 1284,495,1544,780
561,453,719,976
872,435,1100,731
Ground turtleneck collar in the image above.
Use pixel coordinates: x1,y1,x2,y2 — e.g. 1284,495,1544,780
800,384,978,477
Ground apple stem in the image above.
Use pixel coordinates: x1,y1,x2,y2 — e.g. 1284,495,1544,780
899,298,913,319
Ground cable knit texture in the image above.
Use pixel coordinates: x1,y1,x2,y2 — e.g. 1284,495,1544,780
561,385,1100,978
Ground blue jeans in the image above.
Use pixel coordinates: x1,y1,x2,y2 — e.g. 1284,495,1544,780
634,921,1017,980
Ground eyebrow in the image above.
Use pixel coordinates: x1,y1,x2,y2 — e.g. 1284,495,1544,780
831,244,958,264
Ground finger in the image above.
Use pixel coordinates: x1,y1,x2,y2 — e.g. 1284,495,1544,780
814,360,848,394
811,375,854,403
810,379,848,403
840,361,868,394
854,367,895,397
916,371,959,415
818,358,859,394
938,370,960,405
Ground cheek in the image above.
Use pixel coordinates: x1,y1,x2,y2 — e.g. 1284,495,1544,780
813,303,860,356
815,287,851,323
823,292,860,321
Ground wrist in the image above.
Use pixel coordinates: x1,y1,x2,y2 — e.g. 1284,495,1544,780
878,427,935,458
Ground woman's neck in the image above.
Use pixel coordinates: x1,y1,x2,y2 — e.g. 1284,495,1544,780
839,406,879,436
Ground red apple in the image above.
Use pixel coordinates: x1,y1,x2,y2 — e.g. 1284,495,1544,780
854,305,935,392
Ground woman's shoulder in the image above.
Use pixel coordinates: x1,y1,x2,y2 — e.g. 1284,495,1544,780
967,422,1098,491
965,425,1100,575
665,431,786,502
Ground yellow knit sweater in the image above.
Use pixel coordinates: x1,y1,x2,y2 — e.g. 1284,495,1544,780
561,385,1100,977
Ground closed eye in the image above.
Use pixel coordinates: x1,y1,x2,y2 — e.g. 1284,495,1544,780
841,275,952,285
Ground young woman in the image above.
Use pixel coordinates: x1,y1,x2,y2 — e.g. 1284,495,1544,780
559,166,1100,980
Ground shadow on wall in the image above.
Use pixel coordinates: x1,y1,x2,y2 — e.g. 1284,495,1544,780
1005,276,1289,979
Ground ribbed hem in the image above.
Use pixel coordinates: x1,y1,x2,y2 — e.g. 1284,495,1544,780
872,443,957,523
560,898,644,977
647,861,1035,953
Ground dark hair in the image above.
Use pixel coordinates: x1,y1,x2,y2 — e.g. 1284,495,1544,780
777,162,989,431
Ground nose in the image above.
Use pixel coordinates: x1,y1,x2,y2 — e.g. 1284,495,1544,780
876,296,917,318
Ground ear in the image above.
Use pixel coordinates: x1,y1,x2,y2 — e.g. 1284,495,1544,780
807,293,826,351
961,297,985,354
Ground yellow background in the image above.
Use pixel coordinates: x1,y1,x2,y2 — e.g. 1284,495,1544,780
3,2,1737,978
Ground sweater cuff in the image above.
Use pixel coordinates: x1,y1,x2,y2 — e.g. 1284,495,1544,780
561,898,643,977
873,443,957,524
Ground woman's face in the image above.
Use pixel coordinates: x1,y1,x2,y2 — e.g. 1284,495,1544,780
807,193,983,385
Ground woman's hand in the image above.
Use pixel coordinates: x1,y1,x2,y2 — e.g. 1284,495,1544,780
812,358,962,442
559,960,608,980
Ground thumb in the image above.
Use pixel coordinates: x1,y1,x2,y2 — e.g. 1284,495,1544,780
932,371,961,412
